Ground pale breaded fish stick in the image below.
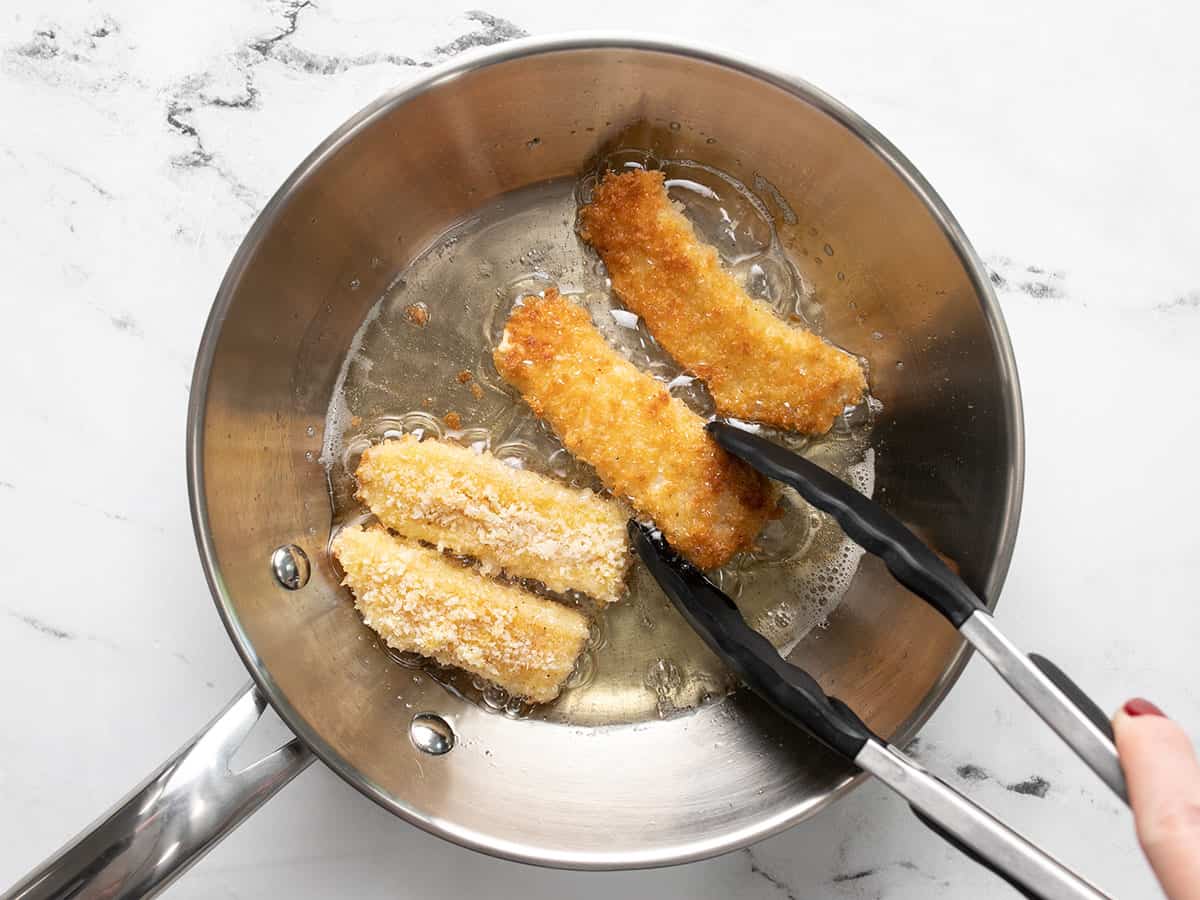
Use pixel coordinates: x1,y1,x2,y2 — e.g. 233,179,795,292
493,289,775,570
332,525,589,703
355,436,629,604
579,169,867,434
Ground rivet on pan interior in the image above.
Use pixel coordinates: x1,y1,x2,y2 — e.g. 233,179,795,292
270,544,311,590
410,713,455,755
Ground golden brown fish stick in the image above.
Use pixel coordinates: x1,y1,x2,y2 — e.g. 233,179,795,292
579,169,867,434
332,525,589,703
494,289,775,570
355,436,629,604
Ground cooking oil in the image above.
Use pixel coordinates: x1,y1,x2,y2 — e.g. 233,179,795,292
322,151,875,727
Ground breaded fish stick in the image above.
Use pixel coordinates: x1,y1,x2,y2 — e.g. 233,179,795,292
579,169,867,434
332,525,589,703
493,289,775,570
355,436,629,604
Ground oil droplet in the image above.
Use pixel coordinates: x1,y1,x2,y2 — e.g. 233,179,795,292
547,447,576,479
504,696,532,718
482,682,509,710
645,658,682,695
397,410,443,441
823,243,835,256
387,647,427,669
587,616,608,652
710,566,744,599
493,440,537,470
645,658,684,718
564,651,595,689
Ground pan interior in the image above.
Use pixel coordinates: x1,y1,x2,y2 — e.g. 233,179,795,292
194,41,1021,868
322,153,877,727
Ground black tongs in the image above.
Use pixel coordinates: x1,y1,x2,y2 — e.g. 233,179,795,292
630,421,1126,900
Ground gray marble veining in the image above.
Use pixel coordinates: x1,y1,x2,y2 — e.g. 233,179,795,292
1,2,1198,897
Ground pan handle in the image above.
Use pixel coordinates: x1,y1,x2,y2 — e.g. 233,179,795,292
3,682,314,900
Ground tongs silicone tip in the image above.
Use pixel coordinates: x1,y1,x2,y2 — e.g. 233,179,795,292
629,520,874,759
631,518,1111,900
704,420,1126,805
630,421,1129,899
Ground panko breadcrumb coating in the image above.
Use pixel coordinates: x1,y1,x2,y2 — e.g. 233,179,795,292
579,169,866,434
332,525,589,703
493,289,775,569
355,436,630,604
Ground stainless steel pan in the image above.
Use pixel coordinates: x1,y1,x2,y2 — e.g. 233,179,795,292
4,34,1023,899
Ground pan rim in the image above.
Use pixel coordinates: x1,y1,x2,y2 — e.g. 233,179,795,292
186,31,1025,870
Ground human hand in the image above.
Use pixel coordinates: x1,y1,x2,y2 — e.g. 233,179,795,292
1115,699,1200,900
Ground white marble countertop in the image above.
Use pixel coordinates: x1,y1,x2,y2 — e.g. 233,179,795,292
2,1,1197,897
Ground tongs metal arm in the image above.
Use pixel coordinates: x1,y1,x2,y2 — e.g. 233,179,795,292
859,741,1109,900
630,522,1110,900
706,421,1127,804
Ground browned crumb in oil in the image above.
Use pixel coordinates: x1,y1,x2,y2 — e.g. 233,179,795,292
350,415,362,427
454,369,485,401
404,303,429,326
421,397,433,410
444,411,462,429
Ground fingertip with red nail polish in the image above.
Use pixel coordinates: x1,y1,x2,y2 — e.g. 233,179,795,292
1123,697,1166,718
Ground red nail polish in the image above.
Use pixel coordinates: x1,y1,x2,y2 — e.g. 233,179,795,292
1124,698,1166,718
